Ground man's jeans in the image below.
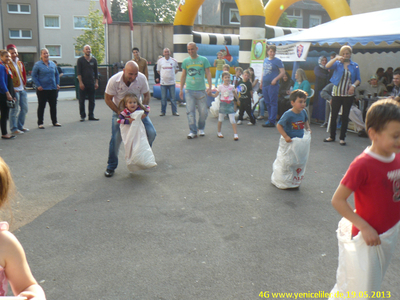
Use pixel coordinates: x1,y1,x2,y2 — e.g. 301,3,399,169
161,85,177,114
107,112,157,171
262,84,279,125
9,90,28,132
185,90,208,134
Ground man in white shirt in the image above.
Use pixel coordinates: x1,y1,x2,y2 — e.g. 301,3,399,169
104,61,156,177
157,48,179,116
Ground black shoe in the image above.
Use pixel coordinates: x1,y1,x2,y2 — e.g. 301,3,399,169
104,169,115,177
89,117,99,121
262,122,275,127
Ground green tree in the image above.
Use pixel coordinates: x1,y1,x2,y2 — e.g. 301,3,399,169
277,12,297,28
111,0,128,21
74,1,105,63
111,0,179,23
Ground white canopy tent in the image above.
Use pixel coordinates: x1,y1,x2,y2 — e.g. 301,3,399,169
267,8,400,54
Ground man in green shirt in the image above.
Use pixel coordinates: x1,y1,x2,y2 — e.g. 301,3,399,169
180,42,212,139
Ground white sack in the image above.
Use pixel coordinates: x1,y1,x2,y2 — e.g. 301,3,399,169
329,218,400,299
120,110,157,172
209,95,220,118
271,131,311,189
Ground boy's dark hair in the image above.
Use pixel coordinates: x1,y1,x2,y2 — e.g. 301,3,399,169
132,47,139,52
393,69,400,76
366,99,400,133
267,45,276,52
289,89,308,103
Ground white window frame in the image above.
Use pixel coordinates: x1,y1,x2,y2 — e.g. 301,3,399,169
286,8,302,18
45,45,62,58
74,45,84,58
73,15,89,30
309,14,322,28
44,15,61,29
229,9,240,25
9,29,32,39
7,3,31,14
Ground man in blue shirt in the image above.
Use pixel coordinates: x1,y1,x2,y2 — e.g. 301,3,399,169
260,45,285,127
31,48,61,128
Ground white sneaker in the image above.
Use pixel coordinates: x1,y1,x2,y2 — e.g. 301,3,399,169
187,133,198,139
247,122,255,126
199,129,205,136
237,120,242,125
257,116,264,120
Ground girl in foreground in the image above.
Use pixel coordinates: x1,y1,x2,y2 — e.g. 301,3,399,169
0,157,46,299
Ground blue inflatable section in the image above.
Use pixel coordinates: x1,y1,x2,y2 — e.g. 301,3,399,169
196,44,239,67
153,84,183,100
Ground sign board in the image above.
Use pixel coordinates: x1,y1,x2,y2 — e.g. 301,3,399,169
250,39,267,80
275,42,311,62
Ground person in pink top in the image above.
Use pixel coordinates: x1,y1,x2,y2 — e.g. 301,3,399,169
209,71,239,140
0,157,46,299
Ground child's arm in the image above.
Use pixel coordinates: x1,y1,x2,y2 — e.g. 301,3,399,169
1,231,46,299
332,184,381,246
304,120,311,133
213,59,217,67
276,123,292,143
209,90,219,98
141,105,150,119
117,112,131,125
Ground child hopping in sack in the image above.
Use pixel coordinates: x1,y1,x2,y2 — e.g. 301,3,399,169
271,89,311,189
329,99,400,298
118,93,157,172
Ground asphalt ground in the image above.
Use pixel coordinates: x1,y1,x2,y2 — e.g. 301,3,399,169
0,93,399,299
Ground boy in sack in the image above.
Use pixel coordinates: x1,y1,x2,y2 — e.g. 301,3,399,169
271,89,311,189
329,99,400,297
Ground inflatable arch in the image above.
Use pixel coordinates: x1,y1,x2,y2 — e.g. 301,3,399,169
264,0,352,26
173,0,352,68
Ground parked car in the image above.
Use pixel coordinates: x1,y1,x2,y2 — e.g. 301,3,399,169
26,67,76,89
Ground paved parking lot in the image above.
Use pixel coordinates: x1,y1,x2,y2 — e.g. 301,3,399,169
1,97,398,299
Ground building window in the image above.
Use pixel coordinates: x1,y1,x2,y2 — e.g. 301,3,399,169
74,16,89,29
309,15,321,27
229,9,240,25
9,29,32,39
74,45,84,58
45,45,61,58
286,8,302,17
44,16,60,29
7,3,31,14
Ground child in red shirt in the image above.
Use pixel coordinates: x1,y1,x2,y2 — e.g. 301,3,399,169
330,99,400,296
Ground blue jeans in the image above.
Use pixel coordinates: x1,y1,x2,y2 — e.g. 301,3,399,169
185,90,208,134
262,84,279,124
161,85,177,114
9,90,28,131
215,70,223,87
106,112,157,171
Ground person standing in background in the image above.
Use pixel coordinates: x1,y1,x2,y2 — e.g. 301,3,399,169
7,44,29,134
77,45,99,122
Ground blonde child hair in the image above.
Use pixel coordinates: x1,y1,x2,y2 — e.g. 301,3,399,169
223,64,230,70
221,71,231,80
243,69,251,76
217,51,223,56
0,157,46,299
235,67,243,74
118,93,147,112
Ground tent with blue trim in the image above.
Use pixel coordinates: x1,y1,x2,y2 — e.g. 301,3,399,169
267,8,400,54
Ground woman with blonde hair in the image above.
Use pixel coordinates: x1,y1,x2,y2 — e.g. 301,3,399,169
324,45,361,146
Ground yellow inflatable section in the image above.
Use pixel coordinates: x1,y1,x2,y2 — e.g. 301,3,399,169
264,0,352,26
174,0,264,26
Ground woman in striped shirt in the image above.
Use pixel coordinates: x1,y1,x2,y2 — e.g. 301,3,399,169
324,46,361,146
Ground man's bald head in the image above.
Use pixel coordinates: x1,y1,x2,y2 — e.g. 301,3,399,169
123,60,139,85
